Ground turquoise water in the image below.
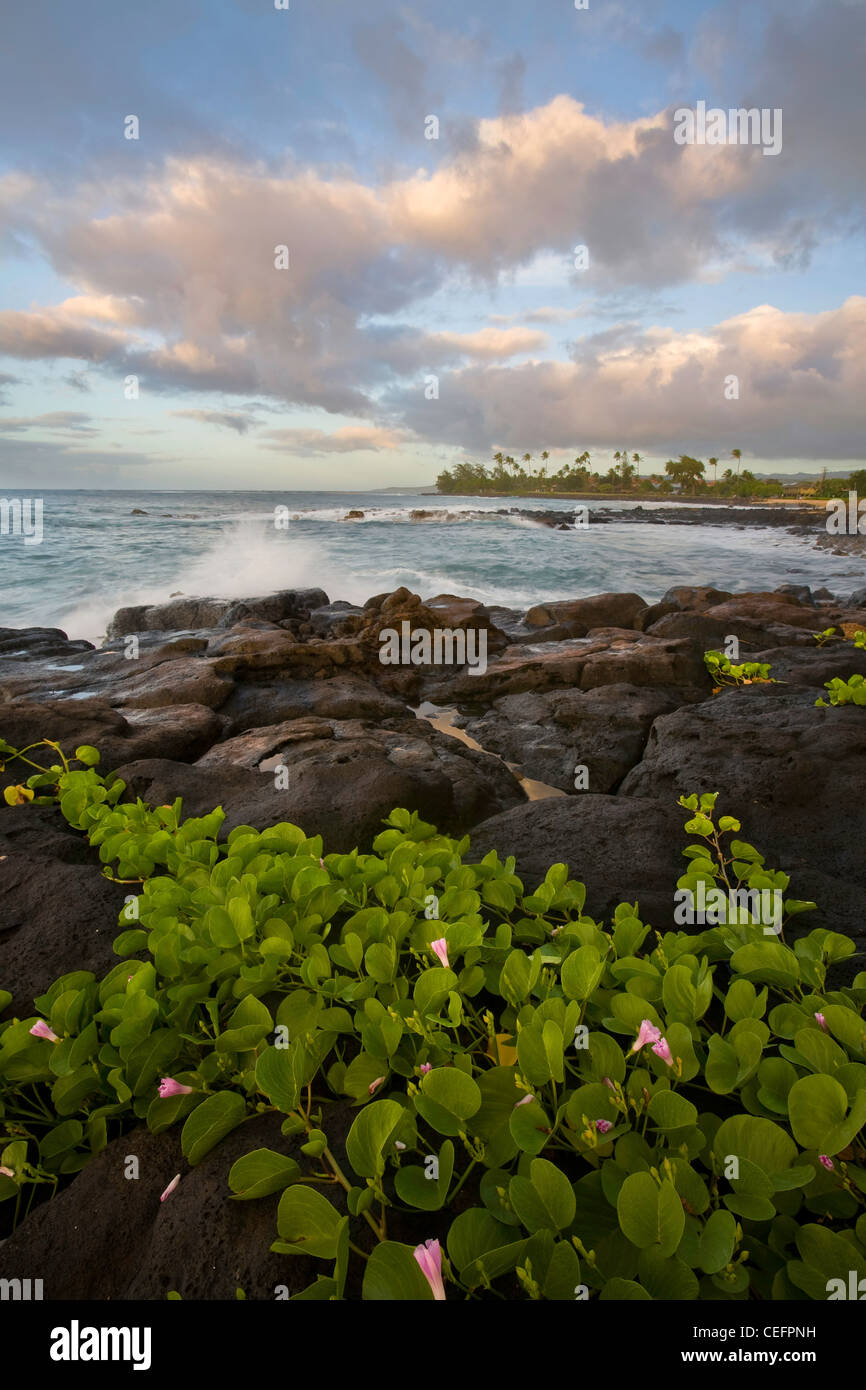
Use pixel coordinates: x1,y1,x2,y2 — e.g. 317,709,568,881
1,490,863,644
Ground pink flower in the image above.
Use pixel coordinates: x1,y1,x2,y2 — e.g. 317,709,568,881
160,1174,181,1203
413,1238,446,1301
815,1012,827,1032
369,1077,385,1095
158,1077,194,1099
394,1141,406,1151
602,1076,616,1090
29,1019,60,1043
630,1019,661,1054
819,1155,834,1171
595,1119,613,1134
652,1036,674,1067
0,1165,15,1179
430,938,449,970
419,1063,432,1075
319,858,325,869
513,1094,534,1108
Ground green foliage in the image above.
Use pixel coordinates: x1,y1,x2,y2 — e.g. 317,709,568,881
0,740,864,1300
704,651,776,690
817,674,866,707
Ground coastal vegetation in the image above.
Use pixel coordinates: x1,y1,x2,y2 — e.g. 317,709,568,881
436,450,866,501
1,739,865,1300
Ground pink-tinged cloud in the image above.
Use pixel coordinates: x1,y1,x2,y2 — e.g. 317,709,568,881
258,424,409,454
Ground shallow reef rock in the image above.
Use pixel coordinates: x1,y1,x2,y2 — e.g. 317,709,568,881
2,581,866,1012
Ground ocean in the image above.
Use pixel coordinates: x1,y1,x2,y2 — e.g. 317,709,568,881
1,490,863,645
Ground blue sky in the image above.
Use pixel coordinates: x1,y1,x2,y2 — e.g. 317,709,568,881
0,0,864,488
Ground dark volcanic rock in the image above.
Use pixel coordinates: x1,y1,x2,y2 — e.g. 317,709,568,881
217,674,409,735
645,611,815,650
0,700,225,789
749,644,866,688
469,795,687,928
523,592,649,636
108,657,234,711
463,684,679,794
0,627,95,661
114,715,525,850
0,805,129,1015
619,685,866,951
0,1111,351,1300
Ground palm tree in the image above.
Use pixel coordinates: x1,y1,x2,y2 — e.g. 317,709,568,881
732,448,742,477
632,452,642,481
708,456,718,486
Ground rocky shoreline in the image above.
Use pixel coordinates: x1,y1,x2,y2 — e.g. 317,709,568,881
3,577,866,1296
3,578,866,1014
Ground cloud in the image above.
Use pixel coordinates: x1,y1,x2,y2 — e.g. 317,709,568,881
258,424,408,454
0,410,97,434
489,307,584,326
0,434,164,487
0,371,19,405
171,408,258,434
390,296,866,459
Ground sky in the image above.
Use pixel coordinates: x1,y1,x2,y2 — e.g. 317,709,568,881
0,0,864,490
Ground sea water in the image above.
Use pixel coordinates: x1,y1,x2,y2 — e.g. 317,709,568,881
0,490,863,645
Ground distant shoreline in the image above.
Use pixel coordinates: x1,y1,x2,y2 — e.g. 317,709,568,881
422,490,829,507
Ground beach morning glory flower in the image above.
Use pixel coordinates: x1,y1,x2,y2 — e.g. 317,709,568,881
414,1239,446,1301
652,1037,674,1066
815,1012,827,1032
819,1155,834,1171
158,1077,194,1099
419,1063,432,1075
514,1094,534,1108
629,1020,661,1054
595,1119,613,1134
369,1077,385,1095
160,1174,181,1203
430,938,449,969
0,1165,14,1179
29,1019,60,1043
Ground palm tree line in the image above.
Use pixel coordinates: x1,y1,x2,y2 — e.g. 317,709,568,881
436,447,764,497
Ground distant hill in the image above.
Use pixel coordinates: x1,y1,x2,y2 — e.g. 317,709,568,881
750,470,858,482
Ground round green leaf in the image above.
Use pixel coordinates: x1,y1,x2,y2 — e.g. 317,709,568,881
617,1173,684,1257
509,1158,576,1232
180,1091,247,1165
275,1186,343,1259
362,1241,435,1300
346,1099,404,1179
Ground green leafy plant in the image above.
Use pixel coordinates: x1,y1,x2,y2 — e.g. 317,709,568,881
703,651,776,692
816,674,866,707
1,744,864,1300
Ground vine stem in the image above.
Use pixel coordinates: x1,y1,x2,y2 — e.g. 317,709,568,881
292,1109,382,1241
